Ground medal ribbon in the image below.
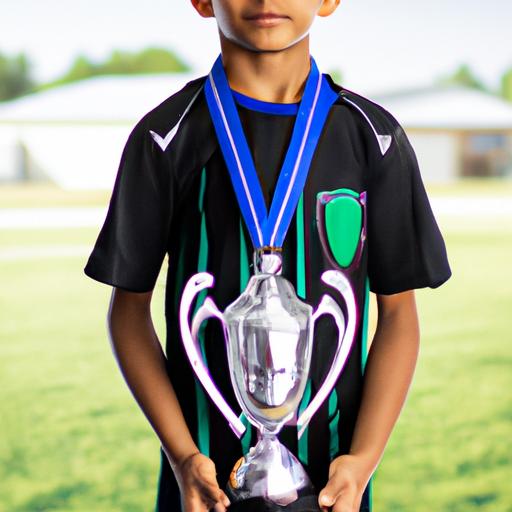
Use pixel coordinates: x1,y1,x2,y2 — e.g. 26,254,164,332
205,54,338,249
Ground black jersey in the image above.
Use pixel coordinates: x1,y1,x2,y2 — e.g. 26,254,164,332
84,74,451,512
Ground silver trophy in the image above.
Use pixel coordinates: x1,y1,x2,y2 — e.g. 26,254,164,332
179,251,357,506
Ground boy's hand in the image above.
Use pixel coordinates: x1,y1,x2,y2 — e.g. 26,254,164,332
175,452,231,512
318,454,371,512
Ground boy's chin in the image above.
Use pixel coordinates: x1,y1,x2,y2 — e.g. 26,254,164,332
228,33,308,54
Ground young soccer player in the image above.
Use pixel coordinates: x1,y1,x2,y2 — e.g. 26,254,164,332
84,1,452,511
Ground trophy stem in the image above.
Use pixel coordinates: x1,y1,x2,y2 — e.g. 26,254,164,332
253,249,283,275
227,430,315,506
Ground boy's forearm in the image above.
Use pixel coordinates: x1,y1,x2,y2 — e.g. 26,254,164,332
348,291,420,477
107,288,198,470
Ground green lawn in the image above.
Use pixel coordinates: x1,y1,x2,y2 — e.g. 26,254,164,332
0,229,167,512
424,177,512,197
0,184,110,208
0,188,511,511
374,224,512,512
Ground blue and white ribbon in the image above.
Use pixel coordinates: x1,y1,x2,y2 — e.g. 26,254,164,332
205,54,338,249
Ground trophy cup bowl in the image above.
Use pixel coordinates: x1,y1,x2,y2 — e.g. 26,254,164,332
180,255,357,507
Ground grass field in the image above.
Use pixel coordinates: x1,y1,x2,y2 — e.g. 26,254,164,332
0,184,511,511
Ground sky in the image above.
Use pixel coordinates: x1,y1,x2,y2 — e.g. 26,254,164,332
0,0,510,95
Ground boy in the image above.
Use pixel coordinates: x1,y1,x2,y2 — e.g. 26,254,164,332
84,1,452,511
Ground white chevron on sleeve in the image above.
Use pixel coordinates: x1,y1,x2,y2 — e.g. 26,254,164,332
377,134,392,155
341,96,393,156
149,84,204,152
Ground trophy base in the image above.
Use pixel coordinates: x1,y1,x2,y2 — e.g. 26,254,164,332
226,435,317,508
227,495,321,512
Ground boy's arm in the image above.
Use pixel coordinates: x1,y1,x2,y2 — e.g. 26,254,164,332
107,287,230,511
319,290,420,512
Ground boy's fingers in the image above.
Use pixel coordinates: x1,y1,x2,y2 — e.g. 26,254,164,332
191,456,228,509
318,491,335,508
318,479,342,507
197,478,225,508
207,488,230,511
332,484,358,512
319,473,355,509
218,490,231,508
199,484,222,507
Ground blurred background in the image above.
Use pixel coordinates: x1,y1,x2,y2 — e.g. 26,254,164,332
0,0,510,510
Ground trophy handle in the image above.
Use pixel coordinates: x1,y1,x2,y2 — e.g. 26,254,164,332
179,272,246,439
296,270,358,439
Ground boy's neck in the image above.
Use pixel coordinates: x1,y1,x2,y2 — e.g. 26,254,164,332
218,35,311,104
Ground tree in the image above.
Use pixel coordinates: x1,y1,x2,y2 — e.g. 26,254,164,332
500,67,512,102
63,54,98,82
436,63,488,92
38,47,190,91
327,68,344,86
0,52,35,101
102,47,190,75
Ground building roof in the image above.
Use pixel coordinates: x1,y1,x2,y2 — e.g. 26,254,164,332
370,85,512,131
1,75,512,131
0,73,197,123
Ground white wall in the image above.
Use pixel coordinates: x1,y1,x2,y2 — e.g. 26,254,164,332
0,123,133,189
0,127,24,182
407,131,459,183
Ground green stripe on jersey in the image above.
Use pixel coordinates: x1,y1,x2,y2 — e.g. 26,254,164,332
239,219,253,454
296,191,311,465
328,389,340,460
296,193,306,299
194,167,210,456
361,276,370,374
362,276,373,511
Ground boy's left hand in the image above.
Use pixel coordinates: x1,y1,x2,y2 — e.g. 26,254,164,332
318,454,372,512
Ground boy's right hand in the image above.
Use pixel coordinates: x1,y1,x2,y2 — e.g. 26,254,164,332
175,452,231,511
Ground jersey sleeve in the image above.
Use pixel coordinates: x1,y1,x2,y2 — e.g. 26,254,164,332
366,117,452,295
84,118,175,293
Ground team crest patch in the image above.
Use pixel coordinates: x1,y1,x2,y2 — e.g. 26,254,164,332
316,188,367,271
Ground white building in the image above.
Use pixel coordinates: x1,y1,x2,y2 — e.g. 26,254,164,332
371,85,512,181
1,76,512,188
0,73,196,189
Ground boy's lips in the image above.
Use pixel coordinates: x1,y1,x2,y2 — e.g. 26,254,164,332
245,12,290,27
